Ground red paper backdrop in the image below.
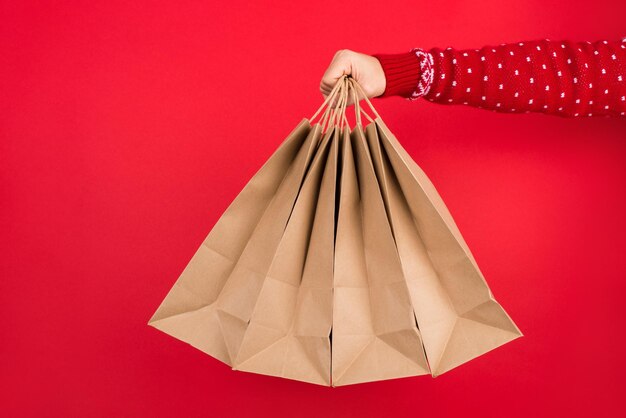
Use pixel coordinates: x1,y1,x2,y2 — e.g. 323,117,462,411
2,1,626,417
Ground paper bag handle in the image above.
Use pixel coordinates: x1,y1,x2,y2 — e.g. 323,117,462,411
347,77,381,121
310,75,382,132
310,78,346,132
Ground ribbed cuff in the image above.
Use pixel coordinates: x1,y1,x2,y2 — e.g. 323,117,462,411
373,51,422,97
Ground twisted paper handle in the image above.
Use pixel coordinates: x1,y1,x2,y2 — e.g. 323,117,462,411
310,75,381,132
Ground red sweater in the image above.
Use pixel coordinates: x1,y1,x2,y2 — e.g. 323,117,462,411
373,39,626,117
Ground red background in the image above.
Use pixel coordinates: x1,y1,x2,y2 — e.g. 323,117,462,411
2,1,626,417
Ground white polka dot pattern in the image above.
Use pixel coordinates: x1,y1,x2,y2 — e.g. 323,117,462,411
420,39,626,117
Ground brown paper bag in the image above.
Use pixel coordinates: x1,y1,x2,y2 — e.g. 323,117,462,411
148,120,322,365
360,92,522,376
149,76,521,385
232,126,337,385
332,124,430,386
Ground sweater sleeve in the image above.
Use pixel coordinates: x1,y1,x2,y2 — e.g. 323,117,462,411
373,39,626,117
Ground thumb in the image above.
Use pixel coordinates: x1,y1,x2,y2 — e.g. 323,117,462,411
320,50,352,96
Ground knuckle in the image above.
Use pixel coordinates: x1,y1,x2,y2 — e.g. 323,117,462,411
335,49,353,58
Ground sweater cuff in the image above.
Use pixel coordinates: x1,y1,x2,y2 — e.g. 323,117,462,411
373,51,423,97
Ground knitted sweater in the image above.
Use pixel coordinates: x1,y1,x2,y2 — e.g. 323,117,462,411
373,39,626,117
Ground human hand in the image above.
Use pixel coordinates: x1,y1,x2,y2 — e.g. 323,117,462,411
320,49,386,105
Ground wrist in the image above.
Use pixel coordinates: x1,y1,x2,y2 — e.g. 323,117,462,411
373,49,434,99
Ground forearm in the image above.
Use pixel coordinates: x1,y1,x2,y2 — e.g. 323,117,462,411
374,39,626,117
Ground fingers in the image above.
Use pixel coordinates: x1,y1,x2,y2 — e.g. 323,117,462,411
319,49,385,103
320,50,358,111
320,49,353,97
321,52,387,104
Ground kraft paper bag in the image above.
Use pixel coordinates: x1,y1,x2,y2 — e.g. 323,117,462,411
148,120,322,365
149,75,521,386
365,115,522,376
332,124,430,386
233,127,337,385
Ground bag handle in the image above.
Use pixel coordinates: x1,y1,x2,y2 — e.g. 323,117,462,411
322,77,349,132
310,75,348,122
309,75,382,132
319,77,347,134
347,77,381,121
320,76,347,133
335,78,351,130
347,78,375,125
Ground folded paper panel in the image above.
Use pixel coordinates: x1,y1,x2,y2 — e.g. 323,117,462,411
373,118,522,375
331,126,370,380
332,126,429,387
149,120,312,323
148,122,322,365
233,128,337,385
214,126,330,363
331,127,376,386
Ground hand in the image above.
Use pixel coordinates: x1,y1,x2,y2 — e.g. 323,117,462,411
320,49,386,105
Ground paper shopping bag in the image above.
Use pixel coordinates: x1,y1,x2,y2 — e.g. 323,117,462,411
365,113,522,376
331,124,430,386
232,127,338,385
149,75,522,385
148,120,322,365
